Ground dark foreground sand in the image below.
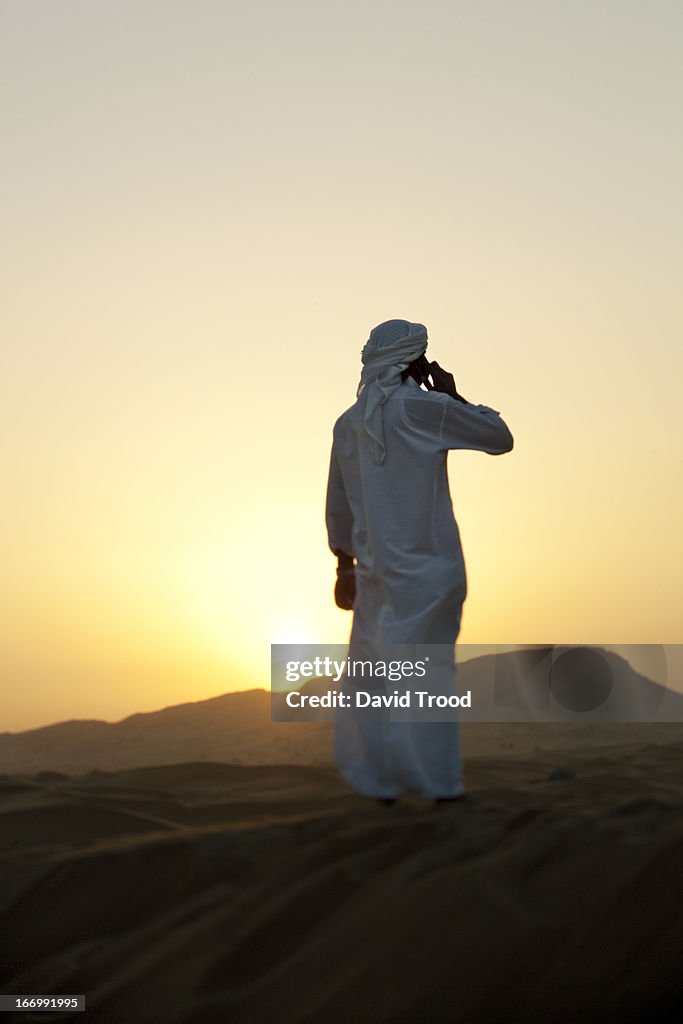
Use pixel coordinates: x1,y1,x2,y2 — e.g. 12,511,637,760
1,736,682,1024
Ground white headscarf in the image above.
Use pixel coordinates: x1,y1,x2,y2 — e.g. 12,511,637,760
356,319,428,464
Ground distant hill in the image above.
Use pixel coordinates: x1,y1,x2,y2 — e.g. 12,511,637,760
0,690,333,775
456,645,683,722
1,649,681,775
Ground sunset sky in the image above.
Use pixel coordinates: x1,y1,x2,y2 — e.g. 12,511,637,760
2,1,682,730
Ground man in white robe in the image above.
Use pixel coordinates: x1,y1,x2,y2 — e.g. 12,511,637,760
325,319,514,801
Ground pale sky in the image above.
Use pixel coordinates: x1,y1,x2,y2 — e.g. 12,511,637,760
2,1,682,730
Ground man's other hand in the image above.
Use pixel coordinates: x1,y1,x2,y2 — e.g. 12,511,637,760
334,552,356,610
430,361,468,403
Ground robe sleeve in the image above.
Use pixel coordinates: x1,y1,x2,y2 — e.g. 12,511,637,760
439,399,514,454
325,442,354,556
404,394,514,455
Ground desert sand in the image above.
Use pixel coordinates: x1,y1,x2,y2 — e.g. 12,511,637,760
1,718,682,1023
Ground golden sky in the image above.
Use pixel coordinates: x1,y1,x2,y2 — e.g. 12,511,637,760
2,1,682,730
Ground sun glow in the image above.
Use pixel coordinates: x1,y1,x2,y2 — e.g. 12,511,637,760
272,623,317,645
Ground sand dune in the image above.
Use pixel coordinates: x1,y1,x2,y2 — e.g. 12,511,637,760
2,659,682,1021
1,741,682,1023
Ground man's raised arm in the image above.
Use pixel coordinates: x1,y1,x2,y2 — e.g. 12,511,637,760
404,391,514,455
439,396,514,454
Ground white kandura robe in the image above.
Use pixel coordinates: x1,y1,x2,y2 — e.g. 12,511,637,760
325,375,513,798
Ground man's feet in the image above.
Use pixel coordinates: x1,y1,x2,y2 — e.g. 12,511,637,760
376,797,397,806
434,794,466,806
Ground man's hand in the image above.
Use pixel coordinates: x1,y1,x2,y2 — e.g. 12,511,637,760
430,361,469,403
334,552,356,610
